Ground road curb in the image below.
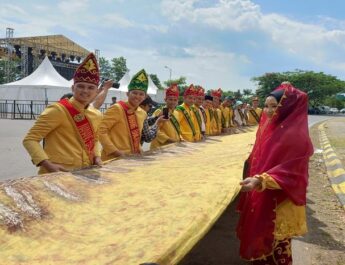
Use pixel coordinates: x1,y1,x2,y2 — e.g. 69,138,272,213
318,122,345,210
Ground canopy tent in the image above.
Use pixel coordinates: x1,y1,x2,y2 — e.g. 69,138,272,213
0,57,72,101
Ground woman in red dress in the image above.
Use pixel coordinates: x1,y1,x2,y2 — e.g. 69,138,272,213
237,82,314,265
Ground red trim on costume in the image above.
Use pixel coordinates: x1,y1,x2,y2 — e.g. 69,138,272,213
118,101,141,154
59,99,95,163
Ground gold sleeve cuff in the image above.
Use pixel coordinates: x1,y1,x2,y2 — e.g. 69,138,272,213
255,173,281,192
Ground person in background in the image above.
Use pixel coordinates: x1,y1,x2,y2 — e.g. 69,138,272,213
202,95,214,136
139,95,165,145
23,53,103,174
220,96,232,133
192,86,206,139
247,96,262,126
90,79,114,109
99,69,149,160
233,101,246,127
237,82,313,265
210,88,223,135
111,96,117,105
174,84,198,142
150,84,181,150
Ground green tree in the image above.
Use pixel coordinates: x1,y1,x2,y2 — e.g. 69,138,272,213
98,57,113,80
252,70,345,106
234,89,243,99
163,76,187,87
0,58,21,84
149,74,164,90
111,57,129,82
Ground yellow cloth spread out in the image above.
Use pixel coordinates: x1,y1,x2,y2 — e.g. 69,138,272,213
0,131,255,265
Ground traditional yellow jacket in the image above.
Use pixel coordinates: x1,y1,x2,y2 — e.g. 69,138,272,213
220,105,230,129
99,102,147,161
23,97,102,174
247,107,262,125
258,174,307,240
150,108,181,150
191,105,202,141
204,108,212,136
211,108,222,135
174,103,197,142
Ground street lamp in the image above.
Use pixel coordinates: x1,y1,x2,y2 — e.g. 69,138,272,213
164,65,172,80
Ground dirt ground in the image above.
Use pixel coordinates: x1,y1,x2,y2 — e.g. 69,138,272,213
179,121,345,265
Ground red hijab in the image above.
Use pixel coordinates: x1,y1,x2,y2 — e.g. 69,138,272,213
237,83,313,260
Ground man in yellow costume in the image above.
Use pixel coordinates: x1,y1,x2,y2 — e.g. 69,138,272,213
150,84,181,150
99,69,149,160
202,95,214,136
191,86,206,140
247,96,262,125
210,88,223,135
174,84,199,142
220,96,233,133
23,53,103,174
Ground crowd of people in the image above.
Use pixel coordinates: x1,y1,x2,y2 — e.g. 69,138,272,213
22,52,313,265
22,52,262,174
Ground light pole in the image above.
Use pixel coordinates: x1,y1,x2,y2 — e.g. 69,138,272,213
164,65,172,81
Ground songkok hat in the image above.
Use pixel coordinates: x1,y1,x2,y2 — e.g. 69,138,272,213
128,69,148,92
184,84,196,96
166,84,179,98
205,95,213,101
73,53,100,86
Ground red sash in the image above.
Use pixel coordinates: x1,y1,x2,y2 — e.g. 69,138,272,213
59,99,95,163
118,101,141,154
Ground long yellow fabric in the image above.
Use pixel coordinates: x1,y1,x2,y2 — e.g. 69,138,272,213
22,97,102,174
0,131,255,265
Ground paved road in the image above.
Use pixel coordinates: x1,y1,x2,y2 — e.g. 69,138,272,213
0,115,343,181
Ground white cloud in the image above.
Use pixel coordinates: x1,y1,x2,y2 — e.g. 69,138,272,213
101,44,254,90
103,14,134,28
161,0,345,71
58,0,90,15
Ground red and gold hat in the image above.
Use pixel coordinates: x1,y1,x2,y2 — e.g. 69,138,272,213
166,84,179,98
211,88,222,98
184,84,196,97
196,86,205,97
73,53,100,86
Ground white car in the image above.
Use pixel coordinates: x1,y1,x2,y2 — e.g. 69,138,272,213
330,108,339,114
340,108,345,114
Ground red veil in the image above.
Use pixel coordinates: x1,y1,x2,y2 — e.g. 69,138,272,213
236,83,313,260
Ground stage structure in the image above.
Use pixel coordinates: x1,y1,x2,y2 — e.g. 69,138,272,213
0,28,90,82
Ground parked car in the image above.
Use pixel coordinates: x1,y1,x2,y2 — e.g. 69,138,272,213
340,108,345,114
308,107,320,115
329,107,339,114
318,106,332,114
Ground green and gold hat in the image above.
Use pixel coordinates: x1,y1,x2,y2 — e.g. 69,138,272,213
128,69,148,93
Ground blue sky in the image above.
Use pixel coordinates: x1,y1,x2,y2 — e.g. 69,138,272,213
1,0,345,91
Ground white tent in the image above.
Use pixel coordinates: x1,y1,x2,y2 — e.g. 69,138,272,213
0,57,72,101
